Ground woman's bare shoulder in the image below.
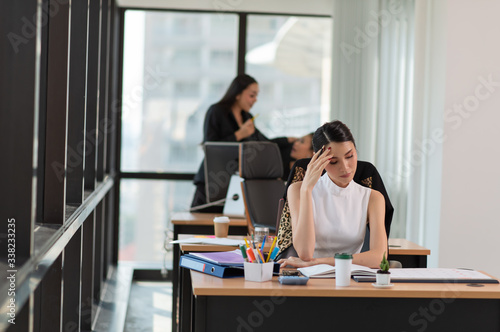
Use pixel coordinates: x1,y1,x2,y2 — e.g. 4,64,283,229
288,181,303,196
289,181,303,190
369,189,384,205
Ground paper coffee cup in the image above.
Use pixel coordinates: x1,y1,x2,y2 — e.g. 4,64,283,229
213,216,230,238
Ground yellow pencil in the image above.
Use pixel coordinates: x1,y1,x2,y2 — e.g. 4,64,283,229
266,236,278,262
244,237,250,249
251,113,260,121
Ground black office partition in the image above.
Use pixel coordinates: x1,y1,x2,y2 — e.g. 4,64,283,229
0,0,120,330
0,1,39,330
37,256,63,332
0,0,38,259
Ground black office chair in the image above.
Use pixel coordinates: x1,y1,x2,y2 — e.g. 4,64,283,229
276,158,398,266
239,141,286,235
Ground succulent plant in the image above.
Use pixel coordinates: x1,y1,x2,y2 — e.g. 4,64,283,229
379,251,390,273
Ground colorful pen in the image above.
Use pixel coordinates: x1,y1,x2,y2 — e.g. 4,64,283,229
256,248,265,264
260,236,266,256
240,244,249,262
269,246,280,262
266,236,278,262
246,247,256,263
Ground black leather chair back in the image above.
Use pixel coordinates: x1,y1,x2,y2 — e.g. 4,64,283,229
239,142,285,234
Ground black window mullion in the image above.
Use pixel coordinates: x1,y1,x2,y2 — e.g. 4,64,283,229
97,0,110,182
93,202,104,306
43,0,70,225
237,13,247,75
84,0,102,191
61,228,83,330
66,0,90,205
110,5,125,264
107,4,123,177
120,172,194,181
80,213,95,330
36,0,49,225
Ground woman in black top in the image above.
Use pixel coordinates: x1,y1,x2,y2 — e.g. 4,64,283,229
191,74,293,212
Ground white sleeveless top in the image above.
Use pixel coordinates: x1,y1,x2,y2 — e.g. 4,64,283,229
311,173,371,258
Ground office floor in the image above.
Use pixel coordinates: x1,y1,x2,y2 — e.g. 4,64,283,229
124,281,172,332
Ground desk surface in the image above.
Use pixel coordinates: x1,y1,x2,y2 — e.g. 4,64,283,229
180,236,429,256
171,212,247,227
388,238,430,255
190,270,500,299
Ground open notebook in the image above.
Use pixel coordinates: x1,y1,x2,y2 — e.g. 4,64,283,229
298,264,377,278
298,265,499,283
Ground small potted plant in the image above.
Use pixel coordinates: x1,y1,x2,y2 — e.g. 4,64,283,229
376,251,391,285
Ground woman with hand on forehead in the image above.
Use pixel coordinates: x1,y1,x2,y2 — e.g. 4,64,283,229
278,120,387,269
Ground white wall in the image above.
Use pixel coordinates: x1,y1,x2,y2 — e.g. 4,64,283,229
439,0,500,277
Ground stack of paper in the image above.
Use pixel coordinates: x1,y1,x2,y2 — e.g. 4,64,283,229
351,268,499,283
189,249,245,265
170,237,245,246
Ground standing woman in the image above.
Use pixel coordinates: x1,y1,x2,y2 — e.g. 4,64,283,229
191,74,293,212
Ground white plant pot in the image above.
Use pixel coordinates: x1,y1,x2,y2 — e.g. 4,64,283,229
376,272,391,285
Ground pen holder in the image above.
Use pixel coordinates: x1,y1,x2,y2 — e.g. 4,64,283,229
244,262,274,282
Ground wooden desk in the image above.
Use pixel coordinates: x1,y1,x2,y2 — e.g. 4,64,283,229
178,238,431,332
171,212,248,238
388,238,430,268
171,212,430,332
191,271,500,331
171,212,247,332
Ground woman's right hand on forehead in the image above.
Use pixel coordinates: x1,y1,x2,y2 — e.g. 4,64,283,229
302,145,331,191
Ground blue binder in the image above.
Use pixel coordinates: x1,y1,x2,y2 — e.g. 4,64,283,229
180,255,280,278
180,255,244,278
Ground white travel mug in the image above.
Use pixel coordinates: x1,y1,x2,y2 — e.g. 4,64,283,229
334,253,353,287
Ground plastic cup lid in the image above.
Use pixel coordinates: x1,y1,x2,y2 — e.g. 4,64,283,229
213,216,230,223
334,253,353,259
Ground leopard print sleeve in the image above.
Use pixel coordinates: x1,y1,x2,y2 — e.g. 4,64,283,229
276,166,305,256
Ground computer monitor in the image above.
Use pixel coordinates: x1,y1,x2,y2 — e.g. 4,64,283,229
203,142,241,203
